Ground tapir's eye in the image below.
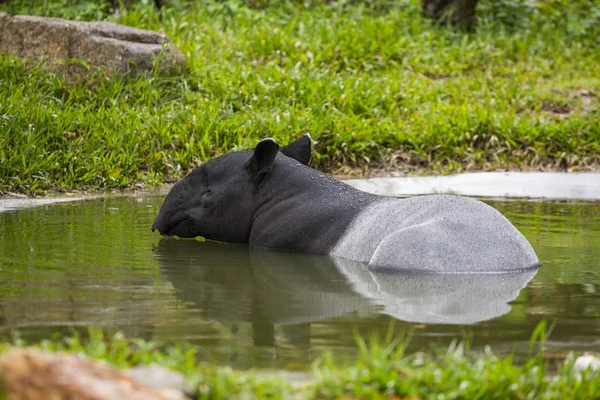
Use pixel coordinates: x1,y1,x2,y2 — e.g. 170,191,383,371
204,188,211,195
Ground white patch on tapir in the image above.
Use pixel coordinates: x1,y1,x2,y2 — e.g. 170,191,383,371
330,195,538,273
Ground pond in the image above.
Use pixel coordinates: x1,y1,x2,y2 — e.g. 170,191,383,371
0,193,599,370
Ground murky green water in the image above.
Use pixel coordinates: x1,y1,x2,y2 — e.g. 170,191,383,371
0,195,598,370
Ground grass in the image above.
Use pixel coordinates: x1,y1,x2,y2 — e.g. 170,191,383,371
1,0,600,194
2,329,295,399
1,324,599,399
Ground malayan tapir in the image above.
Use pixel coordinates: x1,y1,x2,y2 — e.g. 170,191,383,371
152,135,539,273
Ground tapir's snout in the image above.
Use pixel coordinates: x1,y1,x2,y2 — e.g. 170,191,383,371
151,219,160,234
151,216,169,236
152,206,187,237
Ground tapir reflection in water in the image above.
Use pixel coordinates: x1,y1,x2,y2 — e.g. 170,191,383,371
154,240,538,329
152,135,539,273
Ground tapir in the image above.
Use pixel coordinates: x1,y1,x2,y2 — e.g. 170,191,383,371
152,135,539,273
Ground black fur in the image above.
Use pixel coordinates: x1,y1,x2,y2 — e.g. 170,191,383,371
280,134,311,166
152,136,376,253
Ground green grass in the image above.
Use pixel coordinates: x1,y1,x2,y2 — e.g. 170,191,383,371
2,329,295,399
1,0,600,194
1,325,599,399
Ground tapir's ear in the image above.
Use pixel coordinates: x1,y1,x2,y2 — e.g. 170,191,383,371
281,134,311,166
248,138,280,175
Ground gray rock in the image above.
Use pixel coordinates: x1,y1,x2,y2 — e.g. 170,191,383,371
0,12,186,78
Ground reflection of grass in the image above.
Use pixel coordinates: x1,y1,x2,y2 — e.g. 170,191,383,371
1,324,598,399
1,0,600,194
489,200,600,285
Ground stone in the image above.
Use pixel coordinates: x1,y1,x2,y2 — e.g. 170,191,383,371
422,0,479,26
0,348,189,400
124,364,195,397
0,12,186,79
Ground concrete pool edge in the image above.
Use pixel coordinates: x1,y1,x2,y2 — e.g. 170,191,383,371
0,185,176,212
0,196,86,212
1,172,599,212
344,172,600,200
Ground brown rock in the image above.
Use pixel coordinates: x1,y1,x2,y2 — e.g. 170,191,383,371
0,348,188,400
0,12,186,79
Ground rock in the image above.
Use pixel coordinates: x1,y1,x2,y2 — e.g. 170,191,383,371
124,364,195,397
0,348,189,400
0,12,186,79
573,353,600,373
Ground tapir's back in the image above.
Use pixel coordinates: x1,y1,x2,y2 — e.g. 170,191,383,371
330,195,539,273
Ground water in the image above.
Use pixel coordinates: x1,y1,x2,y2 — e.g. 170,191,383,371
0,195,599,370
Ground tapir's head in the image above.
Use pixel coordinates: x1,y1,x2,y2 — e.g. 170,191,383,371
151,135,311,241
